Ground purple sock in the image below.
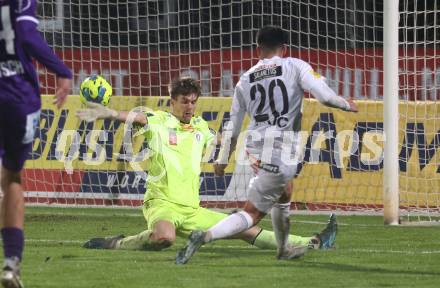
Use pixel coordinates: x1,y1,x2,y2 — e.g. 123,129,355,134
1,227,24,261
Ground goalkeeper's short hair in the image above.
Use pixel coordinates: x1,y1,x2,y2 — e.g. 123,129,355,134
169,77,201,99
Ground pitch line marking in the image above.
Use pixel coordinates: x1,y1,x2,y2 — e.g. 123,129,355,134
27,212,438,227
23,239,440,255
27,211,373,227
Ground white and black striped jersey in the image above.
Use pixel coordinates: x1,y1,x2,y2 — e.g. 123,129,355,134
227,55,349,156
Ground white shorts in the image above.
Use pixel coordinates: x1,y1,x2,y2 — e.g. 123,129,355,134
247,157,298,214
245,132,302,213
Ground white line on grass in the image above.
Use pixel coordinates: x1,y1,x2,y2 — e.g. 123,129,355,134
344,248,440,255
26,239,83,244
30,211,439,227
26,211,388,227
27,211,142,218
23,239,440,255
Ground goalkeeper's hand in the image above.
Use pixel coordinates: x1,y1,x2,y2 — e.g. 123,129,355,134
75,102,118,122
346,99,358,112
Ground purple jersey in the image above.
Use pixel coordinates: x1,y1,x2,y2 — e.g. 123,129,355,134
0,0,71,107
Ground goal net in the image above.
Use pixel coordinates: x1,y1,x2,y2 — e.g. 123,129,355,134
398,0,440,222
22,1,439,221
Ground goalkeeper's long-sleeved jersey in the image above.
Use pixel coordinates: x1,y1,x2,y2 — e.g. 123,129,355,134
142,110,215,208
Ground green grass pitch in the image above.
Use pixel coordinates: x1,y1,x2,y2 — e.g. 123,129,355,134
21,207,440,287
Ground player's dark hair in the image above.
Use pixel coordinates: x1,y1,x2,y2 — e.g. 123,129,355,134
169,77,201,99
256,26,288,50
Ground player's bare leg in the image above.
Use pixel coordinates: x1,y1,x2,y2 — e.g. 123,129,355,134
113,220,177,251
1,169,24,229
1,168,25,288
141,220,176,250
116,220,176,250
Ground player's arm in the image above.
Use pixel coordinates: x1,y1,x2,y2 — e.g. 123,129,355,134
75,102,148,125
16,21,72,79
14,1,72,108
299,63,358,112
214,85,246,176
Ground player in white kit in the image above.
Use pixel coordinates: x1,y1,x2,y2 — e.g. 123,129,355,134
176,26,358,264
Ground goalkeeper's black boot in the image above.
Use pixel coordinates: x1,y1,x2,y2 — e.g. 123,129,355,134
83,235,125,249
316,213,338,249
1,257,24,288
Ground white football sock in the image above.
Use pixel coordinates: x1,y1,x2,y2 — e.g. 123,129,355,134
271,203,291,251
206,211,254,242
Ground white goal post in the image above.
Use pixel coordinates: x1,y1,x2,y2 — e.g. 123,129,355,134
19,1,439,225
383,0,400,225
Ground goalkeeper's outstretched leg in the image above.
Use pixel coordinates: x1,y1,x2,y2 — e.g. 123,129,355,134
82,210,335,253
83,221,177,251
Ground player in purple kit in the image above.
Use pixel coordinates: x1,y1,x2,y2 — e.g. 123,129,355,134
0,1,72,287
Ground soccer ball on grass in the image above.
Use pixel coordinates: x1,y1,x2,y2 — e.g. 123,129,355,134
79,75,112,106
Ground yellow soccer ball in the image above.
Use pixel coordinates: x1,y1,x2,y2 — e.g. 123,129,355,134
79,75,112,106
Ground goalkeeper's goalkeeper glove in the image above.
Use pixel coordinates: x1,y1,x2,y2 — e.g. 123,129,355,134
75,102,118,122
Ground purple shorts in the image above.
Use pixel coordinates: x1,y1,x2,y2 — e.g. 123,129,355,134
0,103,40,172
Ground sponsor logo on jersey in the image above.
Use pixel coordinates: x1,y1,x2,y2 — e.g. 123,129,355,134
195,132,201,142
250,66,282,83
309,70,322,78
258,163,280,174
169,129,177,145
0,60,25,77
